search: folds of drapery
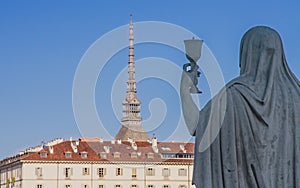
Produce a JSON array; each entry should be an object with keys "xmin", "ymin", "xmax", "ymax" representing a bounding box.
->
[{"xmin": 191, "ymin": 26, "xmax": 300, "ymax": 188}]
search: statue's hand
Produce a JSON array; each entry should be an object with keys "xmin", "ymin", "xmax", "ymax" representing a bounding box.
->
[{"xmin": 181, "ymin": 70, "xmax": 197, "ymax": 94}]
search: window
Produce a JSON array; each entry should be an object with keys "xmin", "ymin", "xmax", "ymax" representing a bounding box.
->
[
  {"xmin": 99, "ymin": 152, "xmax": 107, "ymax": 159},
  {"xmin": 65, "ymin": 152, "xmax": 72, "ymax": 158},
  {"xmin": 147, "ymin": 185, "xmax": 154, "ymax": 188},
  {"xmin": 132, "ymin": 168, "xmax": 137, "ymax": 178},
  {"xmin": 146, "ymin": 153, "xmax": 154, "ymax": 159},
  {"xmin": 146, "ymin": 168, "xmax": 155, "ymax": 176},
  {"xmin": 130, "ymin": 153, "xmax": 138, "ymax": 158},
  {"xmin": 37, "ymin": 185, "xmax": 43, "ymax": 188},
  {"xmin": 82, "ymin": 185, "xmax": 88, "ymax": 188},
  {"xmin": 35, "ymin": 167, "xmax": 43, "ymax": 177},
  {"xmin": 116, "ymin": 168, "xmax": 123, "ymax": 176},
  {"xmin": 98, "ymin": 185, "xmax": 104, "ymax": 188},
  {"xmin": 81, "ymin": 152, "xmax": 88, "ymax": 158},
  {"xmin": 113, "ymin": 152, "xmax": 120, "ymax": 158},
  {"xmin": 131, "ymin": 185, "xmax": 138, "ymax": 188},
  {"xmin": 97, "ymin": 168, "xmax": 106, "ymax": 178},
  {"xmin": 162, "ymin": 168, "xmax": 170, "ymax": 177},
  {"xmin": 161, "ymin": 153, "xmax": 194, "ymax": 159},
  {"xmin": 115, "ymin": 185, "xmax": 121, "ymax": 188},
  {"xmin": 178, "ymin": 168, "xmax": 187, "ymax": 176},
  {"xmin": 17, "ymin": 168, "xmax": 21, "ymax": 178},
  {"xmin": 40, "ymin": 152, "xmax": 47, "ymax": 158},
  {"xmin": 163, "ymin": 186, "xmax": 169, "ymax": 188},
  {"xmin": 64, "ymin": 168, "xmax": 72, "ymax": 178},
  {"xmin": 179, "ymin": 185, "xmax": 187, "ymax": 188},
  {"xmin": 161, "ymin": 153, "xmax": 175, "ymax": 159},
  {"xmin": 82, "ymin": 168, "xmax": 89, "ymax": 175},
  {"xmin": 65, "ymin": 185, "xmax": 71, "ymax": 188}
]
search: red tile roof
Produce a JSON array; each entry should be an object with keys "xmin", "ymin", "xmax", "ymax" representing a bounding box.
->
[{"xmin": 1, "ymin": 138, "xmax": 195, "ymax": 165}]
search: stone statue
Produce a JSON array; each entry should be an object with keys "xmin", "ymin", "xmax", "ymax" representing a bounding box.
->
[
  {"xmin": 180, "ymin": 26, "xmax": 300, "ymax": 187},
  {"xmin": 183, "ymin": 38, "xmax": 203, "ymax": 93},
  {"xmin": 183, "ymin": 62, "xmax": 201, "ymax": 93}
]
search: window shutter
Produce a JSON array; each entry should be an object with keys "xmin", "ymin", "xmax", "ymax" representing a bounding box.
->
[
  {"xmin": 121, "ymin": 168, "xmax": 123, "ymax": 176},
  {"xmin": 97, "ymin": 168, "xmax": 99, "ymax": 175},
  {"xmin": 104, "ymin": 168, "xmax": 107, "ymax": 175}
]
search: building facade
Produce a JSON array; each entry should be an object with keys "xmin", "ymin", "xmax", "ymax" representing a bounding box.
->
[{"xmin": 0, "ymin": 138, "xmax": 194, "ymax": 188}]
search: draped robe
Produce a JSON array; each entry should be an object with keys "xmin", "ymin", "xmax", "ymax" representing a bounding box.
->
[{"xmin": 188, "ymin": 26, "xmax": 300, "ymax": 187}]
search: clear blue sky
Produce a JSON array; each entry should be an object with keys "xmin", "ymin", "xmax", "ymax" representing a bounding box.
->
[{"xmin": 0, "ymin": 1, "xmax": 299, "ymax": 159}]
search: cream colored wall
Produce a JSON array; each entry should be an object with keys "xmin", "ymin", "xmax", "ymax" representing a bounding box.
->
[
  {"xmin": 1, "ymin": 162, "xmax": 193, "ymax": 188},
  {"xmin": 0, "ymin": 163, "xmax": 22, "ymax": 188}
]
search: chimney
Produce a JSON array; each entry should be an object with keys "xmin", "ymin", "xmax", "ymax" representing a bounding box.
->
[
  {"xmin": 71, "ymin": 142, "xmax": 78, "ymax": 153},
  {"xmin": 104, "ymin": 146, "xmax": 110, "ymax": 153},
  {"xmin": 180, "ymin": 144, "xmax": 186, "ymax": 153},
  {"xmin": 151, "ymin": 137, "xmax": 158, "ymax": 153},
  {"xmin": 49, "ymin": 146, "xmax": 54, "ymax": 154}
]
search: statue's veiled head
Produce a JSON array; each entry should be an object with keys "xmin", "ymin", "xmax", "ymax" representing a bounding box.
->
[
  {"xmin": 239, "ymin": 26, "xmax": 284, "ymax": 76},
  {"xmin": 237, "ymin": 26, "xmax": 288, "ymax": 100},
  {"xmin": 236, "ymin": 26, "xmax": 299, "ymax": 102}
]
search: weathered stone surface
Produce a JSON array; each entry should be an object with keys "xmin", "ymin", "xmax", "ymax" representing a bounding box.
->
[{"xmin": 181, "ymin": 26, "xmax": 300, "ymax": 187}]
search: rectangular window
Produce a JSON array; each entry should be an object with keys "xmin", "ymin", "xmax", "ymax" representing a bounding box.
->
[
  {"xmin": 65, "ymin": 185, "xmax": 71, "ymax": 188},
  {"xmin": 131, "ymin": 153, "xmax": 137, "ymax": 158},
  {"xmin": 115, "ymin": 185, "xmax": 121, "ymax": 188},
  {"xmin": 16, "ymin": 168, "xmax": 21, "ymax": 178},
  {"xmin": 82, "ymin": 168, "xmax": 90, "ymax": 175},
  {"xmin": 35, "ymin": 167, "xmax": 43, "ymax": 177},
  {"xmin": 98, "ymin": 185, "xmax": 104, "ymax": 188},
  {"xmin": 64, "ymin": 168, "xmax": 72, "ymax": 178},
  {"xmin": 97, "ymin": 168, "xmax": 106, "ymax": 178},
  {"xmin": 147, "ymin": 185, "xmax": 154, "ymax": 188},
  {"xmin": 162, "ymin": 168, "xmax": 170, "ymax": 177},
  {"xmin": 40, "ymin": 152, "xmax": 47, "ymax": 158},
  {"xmin": 132, "ymin": 168, "xmax": 137, "ymax": 178},
  {"xmin": 178, "ymin": 168, "xmax": 187, "ymax": 176},
  {"xmin": 65, "ymin": 152, "xmax": 72, "ymax": 158},
  {"xmin": 163, "ymin": 186, "xmax": 169, "ymax": 188},
  {"xmin": 82, "ymin": 185, "xmax": 88, "ymax": 188},
  {"xmin": 116, "ymin": 168, "xmax": 123, "ymax": 176},
  {"xmin": 81, "ymin": 153, "xmax": 88, "ymax": 158},
  {"xmin": 113, "ymin": 152, "xmax": 120, "ymax": 158},
  {"xmin": 131, "ymin": 185, "xmax": 138, "ymax": 188},
  {"xmin": 99, "ymin": 153, "xmax": 107, "ymax": 159},
  {"xmin": 146, "ymin": 168, "xmax": 155, "ymax": 176},
  {"xmin": 146, "ymin": 153, "xmax": 154, "ymax": 159},
  {"xmin": 37, "ymin": 185, "xmax": 43, "ymax": 188}
]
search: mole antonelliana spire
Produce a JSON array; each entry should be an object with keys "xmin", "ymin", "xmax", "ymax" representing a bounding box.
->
[{"xmin": 115, "ymin": 15, "xmax": 149, "ymax": 141}]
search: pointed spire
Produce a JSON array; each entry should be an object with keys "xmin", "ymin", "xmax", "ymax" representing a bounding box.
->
[
  {"xmin": 115, "ymin": 15, "xmax": 149, "ymax": 141},
  {"xmin": 127, "ymin": 15, "xmax": 136, "ymax": 93},
  {"xmin": 129, "ymin": 14, "xmax": 134, "ymax": 57},
  {"xmin": 128, "ymin": 14, "xmax": 135, "ymax": 88}
]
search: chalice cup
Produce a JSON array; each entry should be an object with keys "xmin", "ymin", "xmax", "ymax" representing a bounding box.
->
[{"xmin": 183, "ymin": 38, "xmax": 203, "ymax": 94}]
